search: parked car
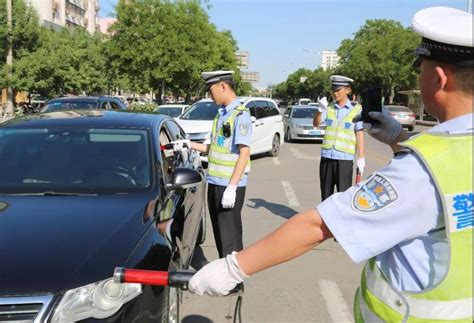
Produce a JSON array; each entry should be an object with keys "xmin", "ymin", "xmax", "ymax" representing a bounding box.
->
[
  {"xmin": 298, "ymin": 98, "xmax": 311, "ymax": 105},
  {"xmin": 0, "ymin": 110, "xmax": 206, "ymax": 322},
  {"xmin": 176, "ymin": 97, "xmax": 284, "ymax": 161},
  {"xmin": 385, "ymin": 105, "xmax": 416, "ymax": 131},
  {"xmin": 154, "ymin": 104, "xmax": 190, "ymax": 119},
  {"xmin": 41, "ymin": 96, "xmax": 128, "ymax": 113},
  {"xmin": 283, "ymin": 105, "xmax": 325, "ymax": 142}
]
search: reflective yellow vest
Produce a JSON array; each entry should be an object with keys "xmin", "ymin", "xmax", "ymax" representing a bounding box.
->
[
  {"xmin": 355, "ymin": 132, "xmax": 473, "ymax": 322},
  {"xmin": 321, "ymin": 103, "xmax": 362, "ymax": 155},
  {"xmin": 207, "ymin": 105, "xmax": 251, "ymax": 181}
]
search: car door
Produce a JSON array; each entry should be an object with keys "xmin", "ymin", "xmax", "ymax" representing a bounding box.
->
[
  {"xmin": 283, "ymin": 107, "xmax": 292, "ymax": 130},
  {"xmin": 161, "ymin": 120, "xmax": 205, "ymax": 268},
  {"xmin": 254, "ymin": 100, "xmax": 276, "ymax": 153},
  {"xmin": 246, "ymin": 100, "xmax": 266, "ymax": 154}
]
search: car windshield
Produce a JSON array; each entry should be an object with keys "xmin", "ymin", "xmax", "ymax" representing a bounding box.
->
[
  {"xmin": 179, "ymin": 101, "xmax": 219, "ymax": 120},
  {"xmin": 386, "ymin": 106, "xmax": 411, "ymax": 113},
  {"xmin": 0, "ymin": 127, "xmax": 151, "ymax": 194},
  {"xmin": 292, "ymin": 108, "xmax": 317, "ymax": 119},
  {"xmin": 155, "ymin": 107, "xmax": 183, "ymax": 117},
  {"xmin": 42, "ymin": 100, "xmax": 98, "ymax": 112}
]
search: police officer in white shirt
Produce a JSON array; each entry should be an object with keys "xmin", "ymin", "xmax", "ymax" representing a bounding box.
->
[
  {"xmin": 187, "ymin": 6, "xmax": 473, "ymax": 322},
  {"xmin": 173, "ymin": 71, "xmax": 252, "ymax": 259}
]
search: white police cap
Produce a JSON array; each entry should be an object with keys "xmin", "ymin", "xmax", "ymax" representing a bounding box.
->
[
  {"xmin": 201, "ymin": 70, "xmax": 235, "ymax": 90},
  {"xmin": 412, "ymin": 7, "xmax": 474, "ymax": 67},
  {"xmin": 329, "ymin": 75, "xmax": 354, "ymax": 90}
]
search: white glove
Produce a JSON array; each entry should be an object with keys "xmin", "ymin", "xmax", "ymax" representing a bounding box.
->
[
  {"xmin": 221, "ymin": 185, "xmax": 237, "ymax": 209},
  {"xmin": 188, "ymin": 251, "xmax": 248, "ymax": 296},
  {"xmin": 317, "ymin": 97, "xmax": 328, "ymax": 110},
  {"xmin": 363, "ymin": 110, "xmax": 402, "ymax": 145},
  {"xmin": 171, "ymin": 139, "xmax": 191, "ymax": 152},
  {"xmin": 356, "ymin": 157, "xmax": 365, "ymax": 174}
]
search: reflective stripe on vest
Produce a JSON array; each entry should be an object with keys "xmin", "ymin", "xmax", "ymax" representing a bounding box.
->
[
  {"xmin": 207, "ymin": 105, "xmax": 251, "ymax": 180},
  {"xmin": 356, "ymin": 132, "xmax": 473, "ymax": 323},
  {"xmin": 322, "ymin": 104, "xmax": 362, "ymax": 155}
]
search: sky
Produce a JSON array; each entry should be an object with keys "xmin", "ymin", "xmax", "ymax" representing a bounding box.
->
[{"xmin": 99, "ymin": 0, "xmax": 469, "ymax": 87}]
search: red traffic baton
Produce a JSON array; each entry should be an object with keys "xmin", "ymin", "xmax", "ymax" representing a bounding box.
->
[{"xmin": 114, "ymin": 268, "xmax": 195, "ymax": 290}]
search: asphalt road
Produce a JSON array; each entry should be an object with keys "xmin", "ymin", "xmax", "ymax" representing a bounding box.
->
[{"xmin": 180, "ymin": 125, "xmax": 428, "ymax": 323}]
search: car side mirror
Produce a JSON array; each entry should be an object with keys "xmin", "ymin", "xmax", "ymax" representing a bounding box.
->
[
  {"xmin": 251, "ymin": 116, "xmax": 256, "ymax": 123},
  {"xmin": 166, "ymin": 167, "xmax": 202, "ymax": 191}
]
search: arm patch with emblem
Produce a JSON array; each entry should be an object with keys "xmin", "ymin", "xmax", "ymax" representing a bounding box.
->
[{"xmin": 352, "ymin": 174, "xmax": 399, "ymax": 212}]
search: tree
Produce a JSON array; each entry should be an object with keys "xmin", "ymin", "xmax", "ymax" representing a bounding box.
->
[
  {"xmin": 108, "ymin": 0, "xmax": 240, "ymax": 102},
  {"xmin": 336, "ymin": 19, "xmax": 420, "ymax": 103}
]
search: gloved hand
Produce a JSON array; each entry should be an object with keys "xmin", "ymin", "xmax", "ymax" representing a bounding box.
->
[
  {"xmin": 318, "ymin": 97, "xmax": 328, "ymax": 111},
  {"xmin": 356, "ymin": 157, "xmax": 365, "ymax": 174},
  {"xmin": 221, "ymin": 185, "xmax": 237, "ymax": 209},
  {"xmin": 188, "ymin": 251, "xmax": 248, "ymax": 296},
  {"xmin": 171, "ymin": 139, "xmax": 191, "ymax": 152},
  {"xmin": 364, "ymin": 110, "xmax": 402, "ymax": 145}
]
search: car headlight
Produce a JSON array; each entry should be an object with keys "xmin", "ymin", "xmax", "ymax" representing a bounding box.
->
[{"xmin": 51, "ymin": 278, "xmax": 142, "ymax": 322}]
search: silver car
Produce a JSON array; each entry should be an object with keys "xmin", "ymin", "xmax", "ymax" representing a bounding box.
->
[
  {"xmin": 385, "ymin": 105, "xmax": 416, "ymax": 131},
  {"xmin": 283, "ymin": 105, "xmax": 325, "ymax": 142}
]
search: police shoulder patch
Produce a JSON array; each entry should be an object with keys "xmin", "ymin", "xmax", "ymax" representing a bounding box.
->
[
  {"xmin": 239, "ymin": 123, "xmax": 250, "ymax": 136},
  {"xmin": 352, "ymin": 174, "xmax": 399, "ymax": 213}
]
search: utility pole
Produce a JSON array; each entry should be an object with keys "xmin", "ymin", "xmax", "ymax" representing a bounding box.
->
[
  {"xmin": 468, "ymin": 0, "xmax": 472, "ymax": 13},
  {"xmin": 6, "ymin": 0, "xmax": 14, "ymax": 116}
]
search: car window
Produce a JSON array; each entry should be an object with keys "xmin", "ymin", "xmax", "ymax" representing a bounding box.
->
[
  {"xmin": 156, "ymin": 107, "xmax": 183, "ymax": 117},
  {"xmin": 41, "ymin": 100, "xmax": 98, "ymax": 112},
  {"xmin": 283, "ymin": 107, "xmax": 292, "ymax": 117},
  {"xmin": 0, "ymin": 128, "xmax": 151, "ymax": 193},
  {"xmin": 180, "ymin": 101, "xmax": 219, "ymax": 120},
  {"xmin": 292, "ymin": 108, "xmax": 317, "ymax": 119},
  {"xmin": 254, "ymin": 100, "xmax": 269, "ymax": 119},
  {"xmin": 266, "ymin": 101, "xmax": 280, "ymax": 117},
  {"xmin": 245, "ymin": 101, "xmax": 257, "ymax": 118},
  {"xmin": 165, "ymin": 120, "xmax": 186, "ymax": 141},
  {"xmin": 109, "ymin": 101, "xmax": 121, "ymax": 110},
  {"xmin": 101, "ymin": 101, "xmax": 110, "ymax": 110}
]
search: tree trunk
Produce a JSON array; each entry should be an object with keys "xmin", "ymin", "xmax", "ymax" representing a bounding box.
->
[{"xmin": 389, "ymin": 84, "xmax": 395, "ymax": 104}]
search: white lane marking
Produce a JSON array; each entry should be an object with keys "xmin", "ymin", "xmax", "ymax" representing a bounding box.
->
[
  {"xmin": 281, "ymin": 181, "xmax": 300, "ymax": 207},
  {"xmin": 319, "ymin": 279, "xmax": 354, "ymax": 323},
  {"xmin": 289, "ymin": 147, "xmax": 320, "ymax": 160},
  {"xmin": 272, "ymin": 157, "xmax": 280, "ymax": 165}
]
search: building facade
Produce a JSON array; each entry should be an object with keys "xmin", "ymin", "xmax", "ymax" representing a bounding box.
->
[
  {"xmin": 26, "ymin": 0, "xmax": 99, "ymax": 33},
  {"xmin": 321, "ymin": 50, "xmax": 340, "ymax": 70}
]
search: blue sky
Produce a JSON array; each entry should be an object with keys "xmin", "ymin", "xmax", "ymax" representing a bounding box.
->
[{"xmin": 99, "ymin": 0, "xmax": 469, "ymax": 87}]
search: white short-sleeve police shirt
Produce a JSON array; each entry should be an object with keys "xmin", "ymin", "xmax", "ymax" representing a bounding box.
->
[{"xmin": 318, "ymin": 113, "xmax": 473, "ymax": 292}]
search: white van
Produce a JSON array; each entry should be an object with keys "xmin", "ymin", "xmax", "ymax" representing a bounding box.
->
[{"xmin": 298, "ymin": 98, "xmax": 311, "ymax": 105}]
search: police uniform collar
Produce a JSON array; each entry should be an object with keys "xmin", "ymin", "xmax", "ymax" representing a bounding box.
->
[
  {"xmin": 412, "ymin": 7, "xmax": 474, "ymax": 67},
  {"xmin": 219, "ymin": 98, "xmax": 241, "ymax": 115},
  {"xmin": 334, "ymin": 99, "xmax": 353, "ymax": 110}
]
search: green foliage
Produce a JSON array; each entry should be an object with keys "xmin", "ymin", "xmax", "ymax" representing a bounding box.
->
[
  {"xmin": 128, "ymin": 103, "xmax": 157, "ymax": 112},
  {"xmin": 107, "ymin": 0, "xmax": 240, "ymax": 101},
  {"xmin": 336, "ymin": 19, "xmax": 420, "ymax": 102}
]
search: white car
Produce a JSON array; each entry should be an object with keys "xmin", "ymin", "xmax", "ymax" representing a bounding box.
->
[
  {"xmin": 153, "ymin": 104, "xmax": 190, "ymax": 119},
  {"xmin": 176, "ymin": 97, "xmax": 284, "ymax": 162}
]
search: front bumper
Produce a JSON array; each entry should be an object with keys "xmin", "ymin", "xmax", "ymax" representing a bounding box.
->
[{"xmin": 291, "ymin": 127, "xmax": 325, "ymax": 140}]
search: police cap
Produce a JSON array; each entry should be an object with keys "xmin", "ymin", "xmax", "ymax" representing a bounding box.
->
[
  {"xmin": 201, "ymin": 70, "xmax": 235, "ymax": 91},
  {"xmin": 329, "ymin": 75, "xmax": 354, "ymax": 91},
  {"xmin": 412, "ymin": 7, "xmax": 474, "ymax": 67}
]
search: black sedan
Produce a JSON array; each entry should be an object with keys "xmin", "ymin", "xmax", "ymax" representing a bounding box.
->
[
  {"xmin": 41, "ymin": 96, "xmax": 128, "ymax": 113},
  {"xmin": 0, "ymin": 111, "xmax": 206, "ymax": 322}
]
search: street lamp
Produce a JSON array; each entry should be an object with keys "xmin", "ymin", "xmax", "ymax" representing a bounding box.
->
[{"xmin": 302, "ymin": 49, "xmax": 321, "ymax": 68}]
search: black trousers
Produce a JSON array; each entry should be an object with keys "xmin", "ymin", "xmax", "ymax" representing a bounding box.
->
[
  {"xmin": 207, "ymin": 184, "xmax": 246, "ymax": 258},
  {"xmin": 319, "ymin": 157, "xmax": 353, "ymax": 201}
]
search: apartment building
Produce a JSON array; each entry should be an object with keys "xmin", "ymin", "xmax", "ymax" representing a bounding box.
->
[
  {"xmin": 321, "ymin": 50, "xmax": 340, "ymax": 70},
  {"xmin": 26, "ymin": 0, "xmax": 99, "ymax": 33}
]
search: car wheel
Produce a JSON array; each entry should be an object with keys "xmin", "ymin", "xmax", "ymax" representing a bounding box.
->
[
  {"xmin": 163, "ymin": 285, "xmax": 180, "ymax": 323},
  {"xmin": 269, "ymin": 134, "xmax": 280, "ymax": 157},
  {"xmin": 285, "ymin": 128, "xmax": 292, "ymax": 143}
]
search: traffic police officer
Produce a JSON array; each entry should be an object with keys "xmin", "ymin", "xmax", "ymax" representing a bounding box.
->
[
  {"xmin": 314, "ymin": 75, "xmax": 365, "ymax": 201},
  {"xmin": 187, "ymin": 7, "xmax": 473, "ymax": 322},
  {"xmin": 174, "ymin": 70, "xmax": 252, "ymax": 258}
]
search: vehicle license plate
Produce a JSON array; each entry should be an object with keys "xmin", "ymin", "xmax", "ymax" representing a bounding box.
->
[{"xmin": 309, "ymin": 130, "xmax": 320, "ymax": 135}]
